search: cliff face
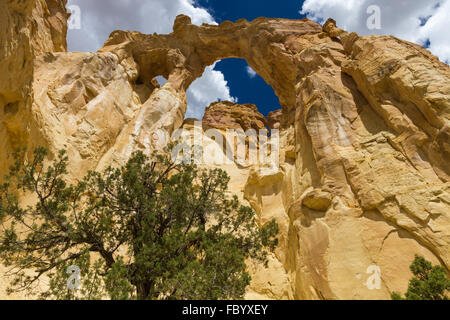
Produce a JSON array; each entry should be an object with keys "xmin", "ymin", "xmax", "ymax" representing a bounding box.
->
[
  {"xmin": 0, "ymin": 0, "xmax": 68, "ymax": 176},
  {"xmin": 202, "ymin": 101, "xmax": 267, "ymax": 132},
  {"xmin": 0, "ymin": 0, "xmax": 69, "ymax": 298},
  {"xmin": 1, "ymin": 1, "xmax": 449, "ymax": 300}
]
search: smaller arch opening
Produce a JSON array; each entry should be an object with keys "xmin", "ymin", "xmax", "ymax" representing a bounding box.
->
[
  {"xmin": 133, "ymin": 75, "xmax": 168, "ymax": 104},
  {"xmin": 156, "ymin": 76, "xmax": 168, "ymax": 87}
]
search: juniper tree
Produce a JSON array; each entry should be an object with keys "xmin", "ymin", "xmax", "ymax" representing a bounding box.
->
[
  {"xmin": 391, "ymin": 254, "xmax": 450, "ymax": 300},
  {"xmin": 0, "ymin": 146, "xmax": 278, "ymax": 300}
]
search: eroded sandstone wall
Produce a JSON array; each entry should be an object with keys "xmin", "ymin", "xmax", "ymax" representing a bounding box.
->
[
  {"xmin": 0, "ymin": 1, "xmax": 449, "ymax": 300},
  {"xmin": 0, "ymin": 0, "xmax": 69, "ymax": 298},
  {"xmin": 0, "ymin": 0, "xmax": 68, "ymax": 176}
]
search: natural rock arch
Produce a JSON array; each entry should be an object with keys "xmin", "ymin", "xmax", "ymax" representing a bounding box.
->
[
  {"xmin": 93, "ymin": 15, "xmax": 324, "ymax": 170},
  {"xmin": 100, "ymin": 15, "xmax": 322, "ymax": 120}
]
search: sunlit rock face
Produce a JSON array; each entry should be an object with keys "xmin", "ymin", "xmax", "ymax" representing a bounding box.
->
[
  {"xmin": 202, "ymin": 101, "xmax": 267, "ymax": 132},
  {"xmin": 267, "ymin": 109, "xmax": 282, "ymax": 131},
  {"xmin": 1, "ymin": 1, "xmax": 449, "ymax": 300},
  {"xmin": 0, "ymin": 0, "xmax": 69, "ymax": 178}
]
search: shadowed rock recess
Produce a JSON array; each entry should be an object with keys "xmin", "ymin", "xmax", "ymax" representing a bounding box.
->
[{"xmin": 1, "ymin": 0, "xmax": 449, "ymax": 300}]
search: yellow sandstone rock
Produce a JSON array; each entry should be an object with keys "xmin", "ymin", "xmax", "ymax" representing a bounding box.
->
[{"xmin": 202, "ymin": 101, "xmax": 267, "ymax": 132}]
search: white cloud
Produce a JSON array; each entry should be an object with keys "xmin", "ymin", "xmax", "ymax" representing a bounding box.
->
[
  {"xmin": 246, "ymin": 66, "xmax": 257, "ymax": 78},
  {"xmin": 186, "ymin": 63, "xmax": 237, "ymax": 119},
  {"xmin": 67, "ymin": 0, "xmax": 216, "ymax": 51},
  {"xmin": 67, "ymin": 0, "xmax": 228, "ymax": 118},
  {"xmin": 420, "ymin": 1, "xmax": 450, "ymax": 64},
  {"xmin": 300, "ymin": 0, "xmax": 450, "ymax": 63}
]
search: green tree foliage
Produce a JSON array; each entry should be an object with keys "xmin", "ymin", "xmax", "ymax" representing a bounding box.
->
[
  {"xmin": 0, "ymin": 146, "xmax": 278, "ymax": 300},
  {"xmin": 391, "ymin": 254, "xmax": 450, "ymax": 300}
]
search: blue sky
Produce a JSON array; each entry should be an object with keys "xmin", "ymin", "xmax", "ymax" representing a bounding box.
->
[
  {"xmin": 215, "ymin": 59, "xmax": 281, "ymax": 117},
  {"xmin": 67, "ymin": 0, "xmax": 449, "ymax": 119},
  {"xmin": 197, "ymin": 0, "xmax": 305, "ymax": 22},
  {"xmin": 197, "ymin": 0, "xmax": 307, "ymax": 116}
]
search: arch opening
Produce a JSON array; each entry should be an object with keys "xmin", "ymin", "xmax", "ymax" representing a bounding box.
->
[{"xmin": 185, "ymin": 58, "xmax": 282, "ymax": 121}]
